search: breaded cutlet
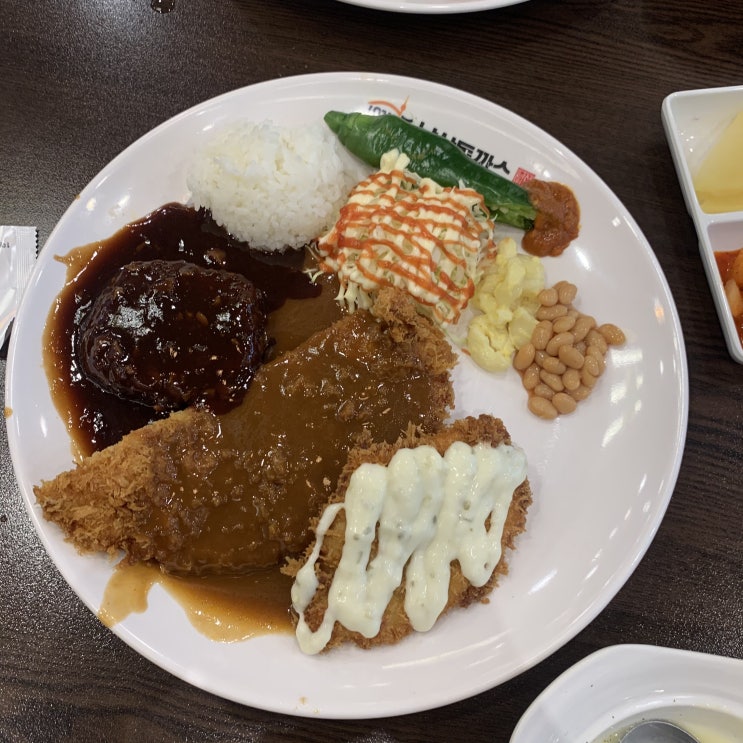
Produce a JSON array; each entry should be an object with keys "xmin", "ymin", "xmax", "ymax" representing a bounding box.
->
[
  {"xmin": 283, "ymin": 414, "xmax": 532, "ymax": 651},
  {"xmin": 34, "ymin": 288, "xmax": 457, "ymax": 574}
]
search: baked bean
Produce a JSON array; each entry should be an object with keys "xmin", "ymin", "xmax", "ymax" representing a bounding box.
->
[
  {"xmin": 586, "ymin": 329, "xmax": 608, "ymax": 354},
  {"xmin": 586, "ymin": 348, "xmax": 605, "ymax": 375},
  {"xmin": 583, "ymin": 354, "xmax": 600, "ymax": 378},
  {"xmin": 534, "ymin": 383, "xmax": 556, "ymax": 399},
  {"xmin": 537, "ymin": 287, "xmax": 559, "ymax": 307},
  {"xmin": 528, "ymin": 395, "xmax": 558, "ymax": 419},
  {"xmin": 513, "ymin": 342, "xmax": 536, "ymax": 371},
  {"xmin": 546, "ymin": 331, "xmax": 575, "ymax": 357},
  {"xmin": 599, "ymin": 323, "xmax": 626, "ymax": 345},
  {"xmin": 581, "ymin": 367, "xmax": 598, "ymax": 388},
  {"xmin": 552, "ymin": 392, "xmax": 578, "ymax": 415},
  {"xmin": 541, "ymin": 355, "xmax": 566, "ymax": 375},
  {"xmin": 572, "ymin": 314, "xmax": 595, "ymax": 342},
  {"xmin": 569, "ymin": 384, "xmax": 592, "ymax": 401},
  {"xmin": 558, "ymin": 343, "xmax": 584, "ymax": 369},
  {"xmin": 522, "ymin": 363, "xmax": 540, "ymax": 390},
  {"xmin": 532, "ymin": 321, "xmax": 553, "ymax": 351},
  {"xmin": 515, "ymin": 280, "xmax": 625, "ymax": 420},
  {"xmin": 562, "ymin": 368, "xmax": 581, "ymax": 391},
  {"xmin": 540, "ymin": 369, "xmax": 564, "ymax": 392},
  {"xmin": 555, "ymin": 280, "xmax": 578, "ymax": 305},
  {"xmin": 553, "ymin": 314, "xmax": 577, "ymax": 333},
  {"xmin": 536, "ymin": 304, "xmax": 568, "ymax": 321}
]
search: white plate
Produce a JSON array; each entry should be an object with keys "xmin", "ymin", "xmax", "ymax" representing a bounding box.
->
[
  {"xmin": 335, "ymin": 0, "xmax": 528, "ymax": 13},
  {"xmin": 510, "ymin": 644, "xmax": 743, "ymax": 742},
  {"xmin": 662, "ymin": 85, "xmax": 743, "ymax": 365},
  {"xmin": 5, "ymin": 71, "xmax": 688, "ymax": 718}
]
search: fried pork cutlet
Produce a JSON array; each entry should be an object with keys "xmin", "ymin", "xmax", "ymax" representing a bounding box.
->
[
  {"xmin": 34, "ymin": 288, "xmax": 456, "ymax": 574},
  {"xmin": 284, "ymin": 415, "xmax": 532, "ymax": 653}
]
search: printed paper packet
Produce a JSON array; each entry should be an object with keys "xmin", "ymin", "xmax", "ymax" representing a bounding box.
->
[{"xmin": 1, "ymin": 226, "xmax": 38, "ymax": 349}]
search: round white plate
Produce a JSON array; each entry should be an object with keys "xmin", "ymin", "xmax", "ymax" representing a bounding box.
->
[
  {"xmin": 334, "ymin": 0, "xmax": 528, "ymax": 14},
  {"xmin": 510, "ymin": 644, "xmax": 743, "ymax": 742},
  {"xmin": 5, "ymin": 71, "xmax": 688, "ymax": 719}
]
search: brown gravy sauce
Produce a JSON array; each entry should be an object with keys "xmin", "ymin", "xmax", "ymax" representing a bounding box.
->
[
  {"xmin": 99, "ymin": 561, "xmax": 293, "ymax": 641},
  {"xmin": 44, "ymin": 202, "xmax": 341, "ymax": 457},
  {"xmin": 133, "ymin": 306, "xmax": 450, "ymax": 574},
  {"xmin": 45, "ymin": 203, "xmax": 342, "ymax": 638}
]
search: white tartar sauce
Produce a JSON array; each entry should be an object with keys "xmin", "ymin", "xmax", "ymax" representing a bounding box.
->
[{"xmin": 291, "ymin": 440, "xmax": 528, "ymax": 654}]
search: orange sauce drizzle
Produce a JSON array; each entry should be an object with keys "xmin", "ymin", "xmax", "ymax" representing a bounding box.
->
[{"xmin": 316, "ymin": 168, "xmax": 492, "ymax": 326}]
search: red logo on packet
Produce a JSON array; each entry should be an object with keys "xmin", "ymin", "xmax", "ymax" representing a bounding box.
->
[{"xmin": 512, "ymin": 167, "xmax": 536, "ymax": 186}]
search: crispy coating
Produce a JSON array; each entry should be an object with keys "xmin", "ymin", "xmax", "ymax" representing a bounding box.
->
[
  {"xmin": 283, "ymin": 415, "xmax": 532, "ymax": 650},
  {"xmin": 34, "ymin": 288, "xmax": 456, "ymax": 573}
]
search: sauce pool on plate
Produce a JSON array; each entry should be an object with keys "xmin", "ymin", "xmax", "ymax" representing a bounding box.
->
[{"xmin": 99, "ymin": 561, "xmax": 294, "ymax": 641}]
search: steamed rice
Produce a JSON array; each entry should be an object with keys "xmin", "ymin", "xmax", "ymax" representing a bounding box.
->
[{"xmin": 187, "ymin": 119, "xmax": 369, "ymax": 252}]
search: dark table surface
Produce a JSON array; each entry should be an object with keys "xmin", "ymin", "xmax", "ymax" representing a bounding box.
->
[{"xmin": 2, "ymin": 1, "xmax": 742, "ymax": 741}]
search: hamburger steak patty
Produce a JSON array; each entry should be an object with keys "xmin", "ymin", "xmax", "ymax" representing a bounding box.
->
[{"xmin": 77, "ymin": 259, "xmax": 268, "ymax": 411}]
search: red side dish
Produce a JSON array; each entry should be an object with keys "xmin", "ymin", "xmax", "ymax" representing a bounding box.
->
[{"xmin": 715, "ymin": 247, "xmax": 743, "ymax": 347}]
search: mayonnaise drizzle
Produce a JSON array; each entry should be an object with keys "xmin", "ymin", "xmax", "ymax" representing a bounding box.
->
[
  {"xmin": 313, "ymin": 150, "xmax": 495, "ymax": 327},
  {"xmin": 291, "ymin": 441, "xmax": 528, "ymax": 654}
]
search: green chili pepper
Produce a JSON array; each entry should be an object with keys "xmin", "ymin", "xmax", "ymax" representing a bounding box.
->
[{"xmin": 324, "ymin": 111, "xmax": 536, "ymax": 231}]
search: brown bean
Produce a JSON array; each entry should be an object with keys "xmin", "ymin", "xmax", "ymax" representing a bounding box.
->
[
  {"xmin": 569, "ymin": 384, "xmax": 592, "ymax": 401},
  {"xmin": 542, "ymin": 355, "xmax": 567, "ymax": 375},
  {"xmin": 558, "ymin": 344, "xmax": 584, "ymax": 369},
  {"xmin": 599, "ymin": 323, "xmax": 626, "ymax": 346},
  {"xmin": 542, "ymin": 356, "xmax": 568, "ymax": 376},
  {"xmin": 573, "ymin": 314, "xmax": 595, "ymax": 342},
  {"xmin": 517, "ymin": 278, "xmax": 624, "ymax": 420},
  {"xmin": 555, "ymin": 281, "xmax": 578, "ymax": 306},
  {"xmin": 589, "ymin": 350, "xmax": 605, "ymax": 376},
  {"xmin": 586, "ymin": 329, "xmax": 609, "ymax": 354},
  {"xmin": 581, "ymin": 367, "xmax": 598, "ymax": 388},
  {"xmin": 537, "ymin": 287, "xmax": 559, "ymax": 307},
  {"xmin": 562, "ymin": 368, "xmax": 581, "ymax": 391},
  {"xmin": 546, "ymin": 331, "xmax": 575, "ymax": 357},
  {"xmin": 553, "ymin": 314, "xmax": 577, "ymax": 333},
  {"xmin": 583, "ymin": 355, "xmax": 601, "ymax": 378},
  {"xmin": 532, "ymin": 321, "xmax": 553, "ymax": 351},
  {"xmin": 522, "ymin": 363, "xmax": 540, "ymax": 390},
  {"xmin": 528, "ymin": 395, "xmax": 558, "ymax": 419},
  {"xmin": 533, "ymin": 383, "xmax": 556, "ymax": 399},
  {"xmin": 536, "ymin": 304, "xmax": 569, "ymax": 321},
  {"xmin": 552, "ymin": 391, "xmax": 578, "ymax": 415},
  {"xmin": 540, "ymin": 369, "xmax": 565, "ymax": 392},
  {"xmin": 513, "ymin": 342, "xmax": 536, "ymax": 371}
]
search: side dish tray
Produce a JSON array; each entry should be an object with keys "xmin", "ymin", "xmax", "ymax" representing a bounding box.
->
[{"xmin": 662, "ymin": 85, "xmax": 743, "ymax": 364}]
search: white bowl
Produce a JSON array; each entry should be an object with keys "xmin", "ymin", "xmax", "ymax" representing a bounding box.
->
[
  {"xmin": 662, "ymin": 85, "xmax": 743, "ymax": 364},
  {"xmin": 510, "ymin": 644, "xmax": 743, "ymax": 742}
]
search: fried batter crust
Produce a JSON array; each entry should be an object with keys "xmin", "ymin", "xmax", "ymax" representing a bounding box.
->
[
  {"xmin": 34, "ymin": 288, "xmax": 456, "ymax": 573},
  {"xmin": 283, "ymin": 414, "xmax": 532, "ymax": 650}
]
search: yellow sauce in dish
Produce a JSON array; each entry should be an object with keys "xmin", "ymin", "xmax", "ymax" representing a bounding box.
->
[{"xmin": 693, "ymin": 111, "xmax": 743, "ymax": 213}]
